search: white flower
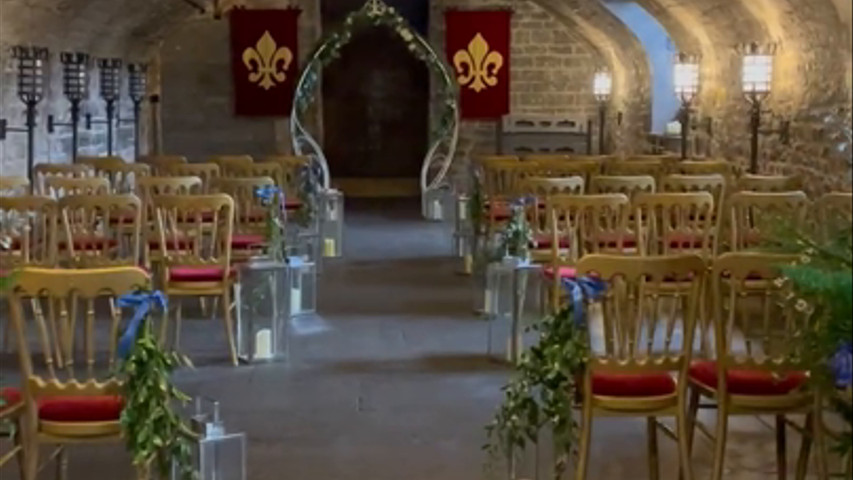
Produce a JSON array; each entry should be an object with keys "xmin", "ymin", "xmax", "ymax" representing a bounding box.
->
[
  {"xmin": 799, "ymin": 254, "xmax": 812, "ymax": 264},
  {"xmin": 795, "ymin": 299, "xmax": 809, "ymax": 312},
  {"xmin": 773, "ymin": 277, "xmax": 786, "ymax": 288},
  {"xmin": 399, "ymin": 28, "xmax": 414, "ymax": 42}
]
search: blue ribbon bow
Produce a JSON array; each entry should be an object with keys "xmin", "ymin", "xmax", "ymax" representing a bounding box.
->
[
  {"xmin": 561, "ymin": 276, "xmax": 607, "ymax": 326},
  {"xmin": 254, "ymin": 185, "xmax": 282, "ymax": 204},
  {"xmin": 116, "ymin": 291, "xmax": 168, "ymax": 359},
  {"xmin": 830, "ymin": 342, "xmax": 852, "ymax": 389}
]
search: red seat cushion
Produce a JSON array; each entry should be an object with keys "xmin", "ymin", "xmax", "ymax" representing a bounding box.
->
[
  {"xmin": 543, "ymin": 266, "xmax": 577, "ymax": 280},
  {"xmin": 108, "ymin": 210, "xmax": 139, "ymax": 224},
  {"xmin": 149, "ymin": 237, "xmax": 195, "ymax": 250},
  {"xmin": 592, "ymin": 372, "xmax": 677, "ymax": 397},
  {"xmin": 58, "ymin": 236, "xmax": 117, "ymax": 251},
  {"xmin": 285, "ymin": 199, "xmax": 302, "ymax": 211},
  {"xmin": 593, "ymin": 232, "xmax": 637, "ymax": 248},
  {"xmin": 665, "ymin": 232, "xmax": 709, "ymax": 249},
  {"xmin": 1, "ymin": 387, "xmax": 22, "ymax": 412},
  {"xmin": 232, "ymin": 234, "xmax": 267, "ymax": 249},
  {"xmin": 689, "ymin": 360, "xmax": 808, "ymax": 396},
  {"xmin": 486, "ymin": 202, "xmax": 512, "ymax": 221},
  {"xmin": 38, "ymin": 395, "xmax": 124, "ymax": 423},
  {"xmin": 168, "ymin": 266, "xmax": 235, "ymax": 282},
  {"xmin": 531, "ymin": 234, "xmax": 571, "ymax": 249}
]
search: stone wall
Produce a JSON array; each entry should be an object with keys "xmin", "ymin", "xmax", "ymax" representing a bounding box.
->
[
  {"xmin": 158, "ymin": 0, "xmax": 320, "ymax": 161},
  {"xmin": 429, "ymin": 0, "xmax": 605, "ymax": 157}
]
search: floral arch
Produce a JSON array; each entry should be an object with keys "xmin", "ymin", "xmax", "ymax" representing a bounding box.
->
[{"xmin": 289, "ymin": 0, "xmax": 460, "ymax": 215}]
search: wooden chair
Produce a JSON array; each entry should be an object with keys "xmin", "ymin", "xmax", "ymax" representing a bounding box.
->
[
  {"xmin": 139, "ymin": 155, "xmax": 188, "ymax": 175},
  {"xmin": 544, "ymin": 194, "xmax": 631, "ymax": 308},
  {"xmin": 213, "ymin": 177, "xmax": 275, "ymax": 261},
  {"xmin": 95, "ymin": 163, "xmax": 150, "ymax": 194},
  {"xmin": 728, "ymin": 191, "xmax": 809, "ymax": 252},
  {"xmin": 676, "ymin": 160, "xmax": 737, "ymax": 181},
  {"xmin": 77, "ymin": 156, "xmax": 125, "ymax": 171},
  {"xmin": 590, "ymin": 175, "xmax": 656, "ymax": 200},
  {"xmin": 688, "ymin": 252, "xmax": 819, "ymax": 480},
  {"xmin": 737, "ymin": 174, "xmax": 800, "ymax": 193},
  {"xmin": 523, "ymin": 154, "xmax": 572, "ymax": 163},
  {"xmin": 7, "ymin": 266, "xmax": 152, "ymax": 480},
  {"xmin": 162, "ymin": 163, "xmax": 221, "ymax": 194},
  {"xmin": 481, "ymin": 160, "xmax": 536, "ymax": 238},
  {"xmin": 0, "ymin": 176, "xmax": 30, "ymax": 196},
  {"xmin": 633, "ymin": 192, "xmax": 716, "ymax": 260},
  {"xmin": 0, "ymin": 196, "xmax": 58, "ymax": 269},
  {"xmin": 0, "ymin": 385, "xmax": 24, "ymax": 476},
  {"xmin": 573, "ymin": 253, "xmax": 706, "ymax": 480},
  {"xmin": 57, "ymin": 194, "xmax": 142, "ymax": 268},
  {"xmin": 151, "ymin": 194, "xmax": 238, "ymax": 364},
  {"xmin": 532, "ymin": 158, "xmax": 602, "ymax": 185},
  {"xmin": 44, "ymin": 177, "xmax": 110, "ymax": 198},
  {"xmin": 605, "ymin": 160, "xmax": 666, "ymax": 183},
  {"xmin": 660, "ymin": 174, "xmax": 727, "ymax": 255},
  {"xmin": 231, "ymin": 162, "xmax": 284, "ymax": 188},
  {"xmin": 520, "ymin": 177, "xmax": 585, "ymax": 262},
  {"xmin": 137, "ymin": 177, "xmax": 204, "ymax": 269},
  {"xmin": 211, "ymin": 155, "xmax": 253, "ymax": 176},
  {"xmin": 33, "ymin": 164, "xmax": 90, "ymax": 196}
]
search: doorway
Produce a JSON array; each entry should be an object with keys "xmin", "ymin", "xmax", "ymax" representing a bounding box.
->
[{"xmin": 321, "ymin": 0, "xmax": 430, "ymax": 197}]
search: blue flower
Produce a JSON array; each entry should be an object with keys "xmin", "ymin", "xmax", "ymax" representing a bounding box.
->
[
  {"xmin": 562, "ymin": 276, "xmax": 607, "ymax": 326},
  {"xmin": 254, "ymin": 186, "xmax": 281, "ymax": 204},
  {"xmin": 830, "ymin": 342, "xmax": 852, "ymax": 388},
  {"xmin": 116, "ymin": 291, "xmax": 168, "ymax": 359}
]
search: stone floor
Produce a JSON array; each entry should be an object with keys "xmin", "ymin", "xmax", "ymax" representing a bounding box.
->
[{"xmin": 1, "ymin": 198, "xmax": 824, "ymax": 479}]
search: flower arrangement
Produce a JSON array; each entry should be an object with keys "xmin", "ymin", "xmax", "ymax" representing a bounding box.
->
[
  {"xmin": 499, "ymin": 199, "xmax": 533, "ymax": 261},
  {"xmin": 117, "ymin": 291, "xmax": 196, "ymax": 480},
  {"xmin": 485, "ymin": 277, "xmax": 607, "ymax": 479}
]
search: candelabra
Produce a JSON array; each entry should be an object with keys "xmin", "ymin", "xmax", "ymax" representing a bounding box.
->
[
  {"xmin": 674, "ymin": 53, "xmax": 700, "ymax": 160},
  {"xmin": 740, "ymin": 42, "xmax": 777, "ymax": 174},
  {"xmin": 47, "ymin": 52, "xmax": 90, "ymax": 162},
  {"xmin": 124, "ymin": 63, "xmax": 148, "ymax": 160},
  {"xmin": 91, "ymin": 58, "xmax": 122, "ymax": 155},
  {"xmin": 593, "ymin": 70, "xmax": 612, "ymax": 155},
  {"xmin": 0, "ymin": 46, "xmax": 49, "ymax": 183}
]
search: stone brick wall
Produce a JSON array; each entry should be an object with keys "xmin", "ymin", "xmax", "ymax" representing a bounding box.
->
[{"xmin": 429, "ymin": 0, "xmax": 605, "ymax": 157}]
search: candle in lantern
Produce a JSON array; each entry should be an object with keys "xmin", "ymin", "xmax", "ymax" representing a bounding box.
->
[
  {"xmin": 463, "ymin": 254, "xmax": 473, "ymax": 274},
  {"xmin": 255, "ymin": 329, "xmax": 272, "ymax": 359},
  {"xmin": 324, "ymin": 238, "xmax": 336, "ymax": 257},
  {"xmin": 291, "ymin": 285, "xmax": 302, "ymax": 316}
]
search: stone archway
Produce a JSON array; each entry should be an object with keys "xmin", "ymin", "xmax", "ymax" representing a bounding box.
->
[{"xmin": 289, "ymin": 0, "xmax": 460, "ymax": 217}]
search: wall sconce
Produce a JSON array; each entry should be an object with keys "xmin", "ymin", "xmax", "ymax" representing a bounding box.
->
[
  {"xmin": 47, "ymin": 52, "xmax": 91, "ymax": 162},
  {"xmin": 673, "ymin": 53, "xmax": 700, "ymax": 160},
  {"xmin": 125, "ymin": 63, "xmax": 148, "ymax": 160},
  {"xmin": 0, "ymin": 45, "xmax": 49, "ymax": 183},
  {"xmin": 95, "ymin": 58, "xmax": 122, "ymax": 155},
  {"xmin": 740, "ymin": 42, "xmax": 777, "ymax": 173},
  {"xmin": 593, "ymin": 70, "xmax": 612, "ymax": 155}
]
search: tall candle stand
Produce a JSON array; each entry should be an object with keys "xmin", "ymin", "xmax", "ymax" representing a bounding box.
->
[
  {"xmin": 0, "ymin": 46, "xmax": 48, "ymax": 184},
  {"xmin": 88, "ymin": 58, "xmax": 122, "ymax": 155},
  {"xmin": 48, "ymin": 52, "xmax": 90, "ymax": 162}
]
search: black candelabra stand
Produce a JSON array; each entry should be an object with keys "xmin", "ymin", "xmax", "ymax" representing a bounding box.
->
[
  {"xmin": 597, "ymin": 101, "xmax": 608, "ymax": 155},
  {"xmin": 48, "ymin": 52, "xmax": 91, "ymax": 162},
  {"xmin": 120, "ymin": 63, "xmax": 148, "ymax": 160},
  {"xmin": 87, "ymin": 58, "xmax": 123, "ymax": 156},
  {"xmin": 0, "ymin": 46, "xmax": 49, "ymax": 183}
]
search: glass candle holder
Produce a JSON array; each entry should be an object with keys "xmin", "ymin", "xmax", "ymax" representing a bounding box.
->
[
  {"xmin": 236, "ymin": 258, "xmax": 290, "ymax": 363},
  {"xmin": 320, "ymin": 189, "xmax": 343, "ymax": 258}
]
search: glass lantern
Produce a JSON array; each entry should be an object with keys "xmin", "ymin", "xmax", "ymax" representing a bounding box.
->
[
  {"xmin": 422, "ymin": 184, "xmax": 453, "ymax": 221},
  {"xmin": 174, "ymin": 397, "xmax": 246, "ymax": 480},
  {"xmin": 236, "ymin": 258, "xmax": 290, "ymax": 363},
  {"xmin": 287, "ymin": 255, "xmax": 316, "ymax": 317},
  {"xmin": 484, "ymin": 258, "xmax": 544, "ymax": 364},
  {"xmin": 453, "ymin": 194, "xmax": 474, "ymax": 275},
  {"xmin": 320, "ymin": 189, "xmax": 343, "ymax": 258}
]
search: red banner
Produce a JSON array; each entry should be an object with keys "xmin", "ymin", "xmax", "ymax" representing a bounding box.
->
[
  {"xmin": 230, "ymin": 7, "xmax": 300, "ymax": 116},
  {"xmin": 445, "ymin": 10, "xmax": 511, "ymax": 120}
]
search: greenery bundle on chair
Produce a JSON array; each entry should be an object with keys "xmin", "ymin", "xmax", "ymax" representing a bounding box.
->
[
  {"xmin": 485, "ymin": 277, "xmax": 605, "ymax": 479},
  {"xmin": 117, "ymin": 291, "xmax": 196, "ymax": 480},
  {"xmin": 768, "ymin": 217, "xmax": 852, "ymax": 467}
]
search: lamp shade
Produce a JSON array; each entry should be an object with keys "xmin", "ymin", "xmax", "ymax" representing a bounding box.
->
[
  {"xmin": 593, "ymin": 71, "xmax": 612, "ymax": 101},
  {"xmin": 742, "ymin": 46, "xmax": 774, "ymax": 97},
  {"xmin": 673, "ymin": 54, "xmax": 700, "ymax": 103}
]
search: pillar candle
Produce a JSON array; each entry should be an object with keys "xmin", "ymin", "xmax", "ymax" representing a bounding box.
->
[
  {"xmin": 324, "ymin": 238, "xmax": 336, "ymax": 257},
  {"xmin": 255, "ymin": 329, "xmax": 272, "ymax": 359}
]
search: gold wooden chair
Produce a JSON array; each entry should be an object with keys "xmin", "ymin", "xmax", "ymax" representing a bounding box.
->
[
  {"xmin": 139, "ymin": 155, "xmax": 188, "ymax": 175},
  {"xmin": 481, "ymin": 160, "xmax": 536, "ymax": 238},
  {"xmin": 44, "ymin": 177, "xmax": 111, "ymax": 198},
  {"xmin": 521, "ymin": 177, "xmax": 585, "ymax": 262},
  {"xmin": 211, "ymin": 155, "xmax": 254, "ymax": 176},
  {"xmin": 544, "ymin": 194, "xmax": 632, "ymax": 308},
  {"xmin": 152, "ymin": 194, "xmax": 238, "ymax": 364},
  {"xmin": 523, "ymin": 154, "xmax": 572, "ymax": 163},
  {"xmin": 213, "ymin": 177, "xmax": 275, "ymax": 261},
  {"xmin": 676, "ymin": 160, "xmax": 737, "ymax": 180},
  {"xmin": 573, "ymin": 254, "xmax": 706, "ymax": 480},
  {"xmin": 728, "ymin": 191, "xmax": 809, "ymax": 252},
  {"xmin": 634, "ymin": 192, "xmax": 717, "ymax": 260},
  {"xmin": 137, "ymin": 176, "xmax": 204, "ymax": 269},
  {"xmin": 57, "ymin": 194, "xmax": 142, "ymax": 268},
  {"xmin": 162, "ymin": 163, "xmax": 221, "ymax": 194},
  {"xmin": 532, "ymin": 158, "xmax": 602, "ymax": 185},
  {"xmin": 7, "ymin": 266, "xmax": 151, "ymax": 480},
  {"xmin": 33, "ymin": 164, "xmax": 91, "ymax": 196},
  {"xmin": 590, "ymin": 175, "xmax": 656, "ymax": 199},
  {"xmin": 0, "ymin": 176, "xmax": 30, "ymax": 196},
  {"xmin": 95, "ymin": 163, "xmax": 150, "ymax": 194},
  {"xmin": 77, "ymin": 156, "xmax": 125, "ymax": 171},
  {"xmin": 688, "ymin": 252, "xmax": 819, "ymax": 480},
  {"xmin": 737, "ymin": 174, "xmax": 800, "ymax": 193},
  {"xmin": 231, "ymin": 162, "xmax": 284, "ymax": 187},
  {"xmin": 0, "ymin": 384, "xmax": 25, "ymax": 475},
  {"xmin": 660, "ymin": 174, "xmax": 727, "ymax": 256},
  {"xmin": 0, "ymin": 196, "xmax": 58, "ymax": 270},
  {"xmin": 605, "ymin": 159, "xmax": 666, "ymax": 183}
]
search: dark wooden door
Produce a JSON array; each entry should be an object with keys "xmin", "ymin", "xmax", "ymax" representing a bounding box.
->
[{"xmin": 321, "ymin": 1, "xmax": 429, "ymax": 179}]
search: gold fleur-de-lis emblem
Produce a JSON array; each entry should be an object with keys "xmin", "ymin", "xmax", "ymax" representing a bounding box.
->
[
  {"xmin": 242, "ymin": 31, "xmax": 293, "ymax": 90},
  {"xmin": 453, "ymin": 33, "xmax": 504, "ymax": 93}
]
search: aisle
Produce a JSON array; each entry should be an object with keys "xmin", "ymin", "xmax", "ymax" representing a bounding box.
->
[{"xmin": 21, "ymin": 198, "xmax": 817, "ymax": 480}]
